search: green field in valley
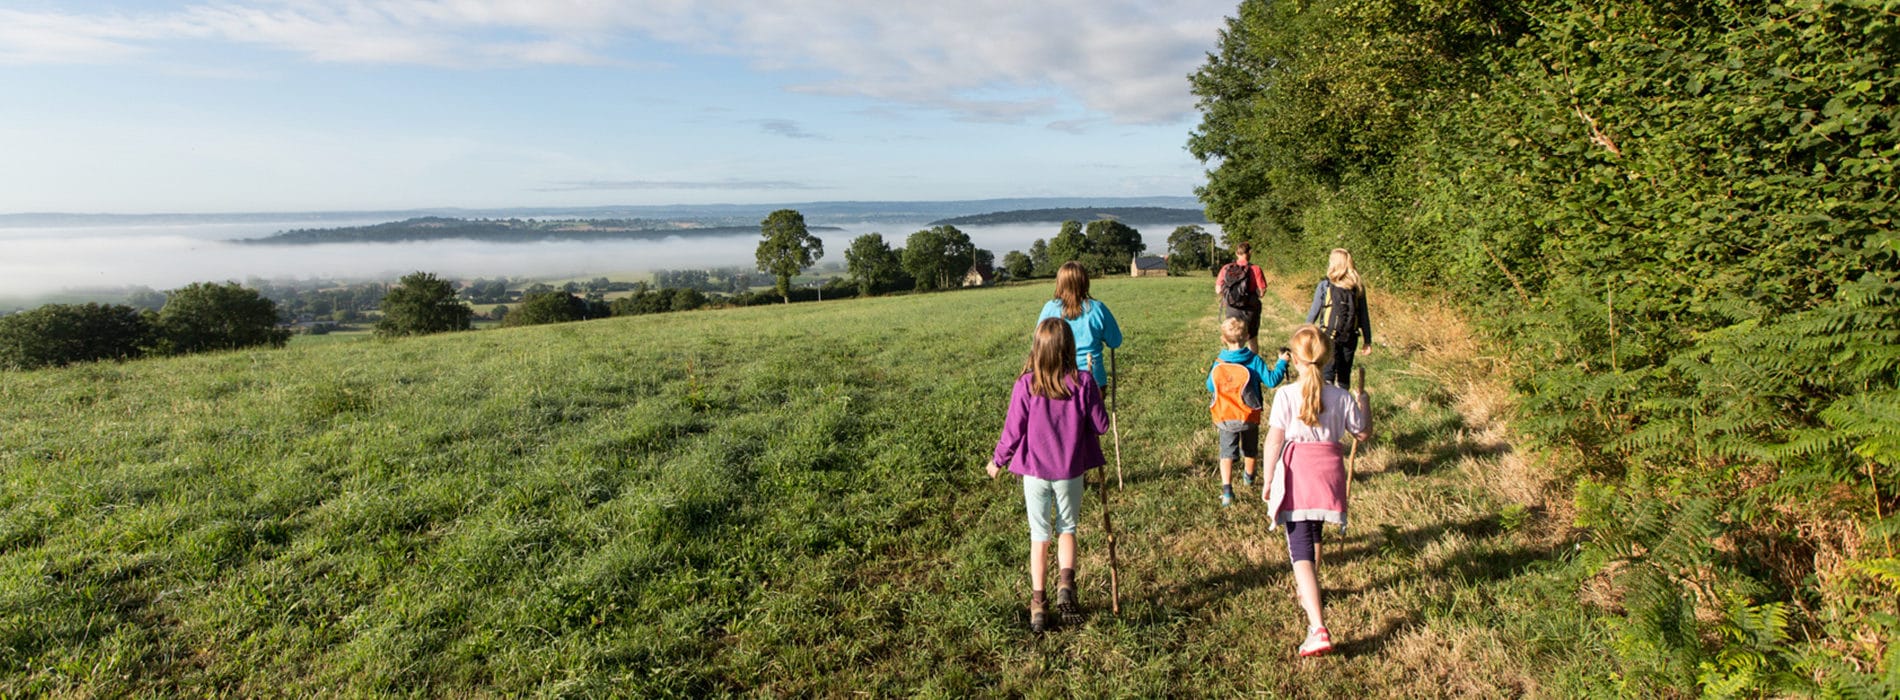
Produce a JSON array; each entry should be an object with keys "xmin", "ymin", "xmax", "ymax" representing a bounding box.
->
[{"xmin": 0, "ymin": 276, "xmax": 1606, "ymax": 696}]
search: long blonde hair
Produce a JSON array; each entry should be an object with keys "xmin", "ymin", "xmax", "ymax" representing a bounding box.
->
[
  {"xmin": 1054, "ymin": 261, "xmax": 1091, "ymax": 320},
  {"xmin": 1326, "ymin": 248, "xmax": 1363, "ymax": 291},
  {"xmin": 1024, "ymin": 317, "xmax": 1078, "ymax": 399},
  {"xmin": 1289, "ymin": 325, "xmax": 1333, "ymax": 426}
]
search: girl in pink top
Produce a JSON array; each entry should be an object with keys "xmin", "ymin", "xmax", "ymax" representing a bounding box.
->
[{"xmin": 1262, "ymin": 325, "xmax": 1371, "ymax": 657}]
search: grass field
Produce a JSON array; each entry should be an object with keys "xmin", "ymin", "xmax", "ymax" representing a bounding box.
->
[{"xmin": 0, "ymin": 275, "xmax": 1610, "ymax": 696}]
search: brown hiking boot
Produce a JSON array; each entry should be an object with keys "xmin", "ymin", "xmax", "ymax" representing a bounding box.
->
[
  {"xmin": 1056, "ymin": 586, "xmax": 1081, "ymax": 624},
  {"xmin": 1029, "ymin": 595, "xmax": 1048, "ymax": 633}
]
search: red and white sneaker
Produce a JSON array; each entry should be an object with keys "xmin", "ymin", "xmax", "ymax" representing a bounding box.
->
[{"xmin": 1298, "ymin": 627, "xmax": 1333, "ymax": 657}]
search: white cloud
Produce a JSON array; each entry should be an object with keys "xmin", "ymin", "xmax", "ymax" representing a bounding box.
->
[{"xmin": 0, "ymin": 1, "xmax": 1231, "ymax": 122}]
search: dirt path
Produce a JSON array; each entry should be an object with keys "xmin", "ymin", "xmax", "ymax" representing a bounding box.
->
[{"xmin": 1074, "ymin": 276, "xmax": 1577, "ymax": 697}]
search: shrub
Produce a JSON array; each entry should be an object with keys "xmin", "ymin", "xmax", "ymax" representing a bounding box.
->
[
  {"xmin": 377, "ymin": 271, "xmax": 473, "ymax": 337},
  {"xmin": 0, "ymin": 303, "xmax": 153, "ymax": 370},
  {"xmin": 154, "ymin": 282, "xmax": 290, "ymax": 355}
]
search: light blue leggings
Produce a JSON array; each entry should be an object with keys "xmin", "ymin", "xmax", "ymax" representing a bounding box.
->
[{"xmin": 1023, "ymin": 475, "xmax": 1086, "ymax": 542}]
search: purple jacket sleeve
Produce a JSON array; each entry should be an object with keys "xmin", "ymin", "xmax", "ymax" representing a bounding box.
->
[{"xmin": 993, "ymin": 377, "xmax": 1030, "ymax": 467}]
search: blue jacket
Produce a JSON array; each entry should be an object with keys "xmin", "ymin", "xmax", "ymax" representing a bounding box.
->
[
  {"xmin": 1206, "ymin": 347, "xmax": 1289, "ymax": 396},
  {"xmin": 1038, "ymin": 299, "xmax": 1123, "ymax": 387}
]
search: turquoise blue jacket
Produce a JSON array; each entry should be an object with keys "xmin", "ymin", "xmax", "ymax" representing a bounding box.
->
[
  {"xmin": 1038, "ymin": 299, "xmax": 1122, "ymax": 387},
  {"xmin": 1205, "ymin": 347, "xmax": 1289, "ymax": 395}
]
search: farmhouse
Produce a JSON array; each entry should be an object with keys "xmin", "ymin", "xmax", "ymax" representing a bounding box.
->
[
  {"xmin": 962, "ymin": 264, "xmax": 997, "ymax": 287},
  {"xmin": 1131, "ymin": 255, "xmax": 1169, "ymax": 277}
]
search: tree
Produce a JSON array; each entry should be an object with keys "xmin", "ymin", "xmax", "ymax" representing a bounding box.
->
[
  {"xmin": 376, "ymin": 271, "xmax": 473, "ymax": 337},
  {"xmin": 901, "ymin": 225, "xmax": 977, "ymax": 291},
  {"xmin": 1028, "ymin": 239, "xmax": 1052, "ymax": 277},
  {"xmin": 669, "ymin": 288, "xmax": 707, "ymax": 312},
  {"xmin": 1046, "ymin": 221, "xmax": 1087, "ymax": 270},
  {"xmin": 1167, "ymin": 224, "xmax": 1218, "ymax": 274},
  {"xmin": 0, "ymin": 303, "xmax": 153, "ymax": 370},
  {"xmin": 902, "ymin": 228, "xmax": 946, "ymax": 291},
  {"xmin": 973, "ymin": 248, "xmax": 995, "ymax": 272},
  {"xmin": 845, "ymin": 233, "xmax": 903, "ymax": 296},
  {"xmin": 504, "ymin": 290, "xmax": 587, "ymax": 327},
  {"xmin": 755, "ymin": 209, "xmax": 824, "ymax": 303},
  {"xmin": 155, "ymin": 282, "xmax": 290, "ymax": 355},
  {"xmin": 1002, "ymin": 251, "xmax": 1034, "ymax": 280},
  {"xmin": 1081, "ymin": 219, "xmax": 1145, "ymax": 276}
]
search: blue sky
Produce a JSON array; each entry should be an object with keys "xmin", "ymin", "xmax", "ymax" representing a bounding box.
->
[{"xmin": 0, "ymin": 0, "xmax": 1236, "ymax": 213}]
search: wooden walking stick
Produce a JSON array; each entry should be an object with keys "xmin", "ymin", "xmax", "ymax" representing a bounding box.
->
[
  {"xmin": 1099, "ymin": 469, "xmax": 1122, "ymax": 614},
  {"xmin": 1110, "ymin": 347, "xmax": 1124, "ymax": 490},
  {"xmin": 1317, "ymin": 366, "xmax": 1369, "ymax": 571},
  {"xmin": 1088, "ymin": 354, "xmax": 1123, "ymax": 614}
]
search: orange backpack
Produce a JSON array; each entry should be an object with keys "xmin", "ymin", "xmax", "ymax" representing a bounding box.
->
[{"xmin": 1208, "ymin": 361, "xmax": 1263, "ymax": 426}]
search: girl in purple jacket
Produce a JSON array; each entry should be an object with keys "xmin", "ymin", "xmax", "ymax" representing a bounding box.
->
[{"xmin": 987, "ymin": 317, "xmax": 1111, "ymax": 633}]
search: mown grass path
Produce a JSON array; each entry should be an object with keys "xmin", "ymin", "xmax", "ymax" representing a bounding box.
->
[{"xmin": 1, "ymin": 276, "xmax": 1592, "ymax": 696}]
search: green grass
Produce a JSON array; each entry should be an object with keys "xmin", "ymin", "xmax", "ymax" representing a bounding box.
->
[{"xmin": 0, "ymin": 276, "xmax": 1610, "ymax": 696}]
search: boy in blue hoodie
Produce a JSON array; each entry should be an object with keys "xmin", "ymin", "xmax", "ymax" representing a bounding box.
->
[{"xmin": 1207, "ymin": 317, "xmax": 1290, "ymax": 507}]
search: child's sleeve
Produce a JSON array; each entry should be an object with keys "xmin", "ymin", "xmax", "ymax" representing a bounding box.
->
[
  {"xmin": 1262, "ymin": 357, "xmax": 1289, "ymax": 388},
  {"xmin": 1342, "ymin": 388, "xmax": 1371, "ymax": 437},
  {"xmin": 992, "ymin": 379, "xmax": 1031, "ymax": 467},
  {"xmin": 1099, "ymin": 303, "xmax": 1122, "ymax": 349}
]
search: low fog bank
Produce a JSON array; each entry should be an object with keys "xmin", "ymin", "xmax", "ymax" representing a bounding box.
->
[{"xmin": 0, "ymin": 221, "xmax": 1217, "ymax": 301}]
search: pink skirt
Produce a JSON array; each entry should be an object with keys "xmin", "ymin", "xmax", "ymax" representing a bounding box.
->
[{"xmin": 1269, "ymin": 441, "xmax": 1347, "ymax": 528}]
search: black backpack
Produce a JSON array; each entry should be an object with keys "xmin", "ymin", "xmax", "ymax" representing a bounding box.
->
[
  {"xmin": 1317, "ymin": 280, "xmax": 1359, "ymax": 343},
  {"xmin": 1220, "ymin": 263, "xmax": 1259, "ymax": 310}
]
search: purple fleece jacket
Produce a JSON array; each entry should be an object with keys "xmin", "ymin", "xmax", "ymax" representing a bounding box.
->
[{"xmin": 992, "ymin": 371, "xmax": 1111, "ymax": 481}]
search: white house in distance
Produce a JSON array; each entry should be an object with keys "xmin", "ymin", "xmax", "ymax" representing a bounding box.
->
[
  {"xmin": 963, "ymin": 264, "xmax": 997, "ymax": 287},
  {"xmin": 1131, "ymin": 255, "xmax": 1169, "ymax": 277}
]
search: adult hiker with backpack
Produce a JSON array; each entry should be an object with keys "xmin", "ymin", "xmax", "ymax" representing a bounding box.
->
[
  {"xmin": 1304, "ymin": 248, "xmax": 1373, "ymax": 390},
  {"xmin": 1215, "ymin": 243, "xmax": 1268, "ymax": 352}
]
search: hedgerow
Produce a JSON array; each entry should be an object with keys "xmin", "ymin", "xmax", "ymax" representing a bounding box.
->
[{"xmin": 1193, "ymin": 0, "xmax": 1898, "ymax": 694}]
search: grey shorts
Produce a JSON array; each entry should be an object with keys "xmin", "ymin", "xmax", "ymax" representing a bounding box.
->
[{"xmin": 1218, "ymin": 425, "xmax": 1260, "ymax": 460}]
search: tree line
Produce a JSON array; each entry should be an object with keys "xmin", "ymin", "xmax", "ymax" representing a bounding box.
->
[{"xmin": 1191, "ymin": 0, "xmax": 1896, "ymax": 694}]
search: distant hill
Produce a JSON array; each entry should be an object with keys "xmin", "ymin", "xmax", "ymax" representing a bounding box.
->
[
  {"xmin": 0, "ymin": 196, "xmax": 1203, "ymax": 228},
  {"xmin": 239, "ymin": 217, "xmax": 842, "ymax": 245},
  {"xmin": 928, "ymin": 207, "xmax": 1208, "ymax": 227}
]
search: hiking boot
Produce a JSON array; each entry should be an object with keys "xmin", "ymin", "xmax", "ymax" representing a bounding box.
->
[
  {"xmin": 1056, "ymin": 587, "xmax": 1081, "ymax": 625},
  {"xmin": 1221, "ymin": 491, "xmax": 1234, "ymax": 508},
  {"xmin": 1241, "ymin": 471, "xmax": 1255, "ymax": 488},
  {"xmin": 1029, "ymin": 596, "xmax": 1048, "ymax": 634},
  {"xmin": 1298, "ymin": 627, "xmax": 1333, "ymax": 657}
]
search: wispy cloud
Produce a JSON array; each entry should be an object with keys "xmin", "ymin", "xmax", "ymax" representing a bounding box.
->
[
  {"xmin": 756, "ymin": 119, "xmax": 823, "ymax": 140},
  {"xmin": 539, "ymin": 179, "xmax": 827, "ymax": 192},
  {"xmin": 0, "ymin": 1, "xmax": 1232, "ymax": 123}
]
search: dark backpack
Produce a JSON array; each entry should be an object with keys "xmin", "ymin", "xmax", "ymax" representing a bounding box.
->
[
  {"xmin": 1219, "ymin": 263, "xmax": 1258, "ymax": 310},
  {"xmin": 1317, "ymin": 280, "xmax": 1359, "ymax": 343}
]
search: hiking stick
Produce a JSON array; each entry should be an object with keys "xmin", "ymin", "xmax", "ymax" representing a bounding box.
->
[
  {"xmin": 1320, "ymin": 367, "xmax": 1369, "ymax": 571},
  {"xmin": 1099, "ymin": 468, "xmax": 1122, "ymax": 614},
  {"xmin": 1110, "ymin": 347, "xmax": 1124, "ymax": 490}
]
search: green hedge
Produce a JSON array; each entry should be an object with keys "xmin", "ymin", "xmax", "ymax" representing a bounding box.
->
[{"xmin": 1193, "ymin": 0, "xmax": 1897, "ymax": 695}]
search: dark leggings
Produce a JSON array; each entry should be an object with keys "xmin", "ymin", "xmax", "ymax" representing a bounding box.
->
[
  {"xmin": 1285, "ymin": 520, "xmax": 1326, "ymax": 563},
  {"xmin": 1322, "ymin": 339, "xmax": 1357, "ymax": 390}
]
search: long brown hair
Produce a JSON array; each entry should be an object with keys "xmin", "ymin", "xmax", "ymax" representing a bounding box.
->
[
  {"xmin": 1289, "ymin": 325, "xmax": 1333, "ymax": 426},
  {"xmin": 1024, "ymin": 317, "xmax": 1078, "ymax": 399},
  {"xmin": 1054, "ymin": 261, "xmax": 1090, "ymax": 320}
]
